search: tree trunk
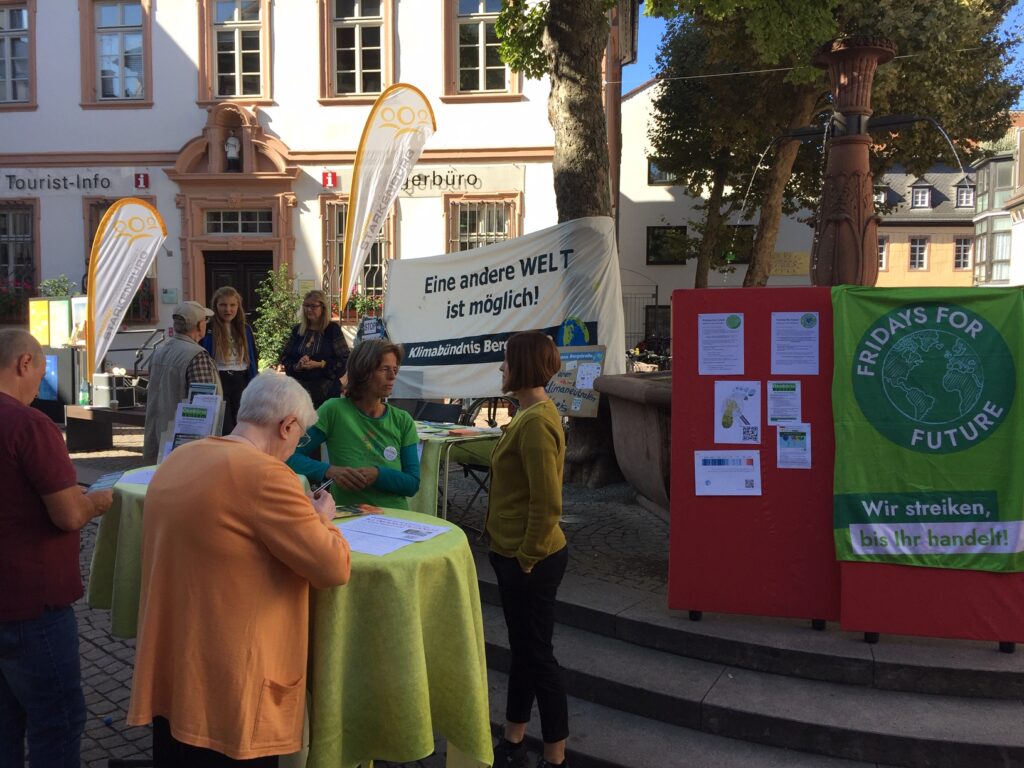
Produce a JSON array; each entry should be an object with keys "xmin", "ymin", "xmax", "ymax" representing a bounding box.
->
[
  {"xmin": 545, "ymin": 0, "xmax": 619, "ymax": 487},
  {"xmin": 743, "ymin": 86, "xmax": 820, "ymax": 287},
  {"xmin": 544, "ymin": 0, "xmax": 612, "ymax": 221},
  {"xmin": 694, "ymin": 163, "xmax": 728, "ymax": 289}
]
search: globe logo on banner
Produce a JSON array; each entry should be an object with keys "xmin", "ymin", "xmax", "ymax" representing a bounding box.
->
[
  {"xmin": 559, "ymin": 316, "xmax": 591, "ymax": 346},
  {"xmin": 851, "ymin": 303, "xmax": 1015, "ymax": 454}
]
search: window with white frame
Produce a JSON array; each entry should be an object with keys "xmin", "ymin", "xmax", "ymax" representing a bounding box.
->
[
  {"xmin": 955, "ymin": 185, "xmax": 974, "ymax": 208},
  {"xmin": 873, "ymin": 186, "xmax": 887, "ymax": 206},
  {"xmin": 94, "ymin": 2, "xmax": 144, "ymax": 99},
  {"xmin": 457, "ymin": 0, "xmax": 504, "ymax": 93},
  {"xmin": 213, "ymin": 0, "xmax": 262, "ymax": 97},
  {"xmin": 973, "ymin": 233, "xmax": 987, "ymax": 283},
  {"xmin": 910, "ymin": 187, "xmax": 931, "ymax": 208},
  {"xmin": 909, "ymin": 237, "xmax": 928, "ymax": 270},
  {"xmin": 0, "ymin": 4, "xmax": 29, "ymax": 103},
  {"xmin": 877, "ymin": 236, "xmax": 888, "ymax": 270},
  {"xmin": 324, "ymin": 199, "xmax": 391, "ymax": 306},
  {"xmin": 205, "ymin": 209, "xmax": 272, "ymax": 234},
  {"xmin": 954, "ymin": 237, "xmax": 972, "ymax": 270},
  {"xmin": 332, "ymin": 0, "xmax": 383, "ymax": 95},
  {"xmin": 447, "ymin": 196, "xmax": 517, "ymax": 251},
  {"xmin": 991, "ymin": 231, "xmax": 1011, "ymax": 281}
]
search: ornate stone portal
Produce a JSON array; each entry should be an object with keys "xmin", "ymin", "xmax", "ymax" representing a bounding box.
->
[{"xmin": 810, "ymin": 36, "xmax": 897, "ymax": 286}]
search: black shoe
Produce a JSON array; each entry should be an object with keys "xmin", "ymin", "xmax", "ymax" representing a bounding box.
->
[{"xmin": 492, "ymin": 738, "xmax": 528, "ymax": 768}]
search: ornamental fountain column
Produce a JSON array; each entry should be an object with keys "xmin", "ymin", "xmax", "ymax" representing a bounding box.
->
[{"xmin": 810, "ymin": 36, "xmax": 897, "ymax": 286}]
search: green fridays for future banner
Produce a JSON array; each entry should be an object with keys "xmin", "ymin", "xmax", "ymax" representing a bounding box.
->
[{"xmin": 833, "ymin": 287, "xmax": 1024, "ymax": 572}]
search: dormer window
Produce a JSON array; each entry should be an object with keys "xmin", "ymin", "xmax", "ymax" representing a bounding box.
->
[
  {"xmin": 873, "ymin": 185, "xmax": 887, "ymax": 206},
  {"xmin": 911, "ymin": 186, "xmax": 931, "ymax": 208},
  {"xmin": 956, "ymin": 184, "xmax": 975, "ymax": 207}
]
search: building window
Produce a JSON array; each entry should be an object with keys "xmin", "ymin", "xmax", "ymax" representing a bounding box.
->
[
  {"xmin": 991, "ymin": 231, "xmax": 1011, "ymax": 281},
  {"xmin": 955, "ymin": 185, "xmax": 974, "ymax": 208},
  {"xmin": 973, "ymin": 233, "xmax": 987, "ymax": 283},
  {"xmin": 646, "ymin": 226, "xmax": 688, "ymax": 265},
  {"xmin": 205, "ymin": 209, "xmax": 273, "ymax": 234},
  {"xmin": 86, "ymin": 199, "xmax": 155, "ymax": 324},
  {"xmin": 648, "ymin": 159, "xmax": 677, "ymax": 186},
  {"xmin": 198, "ymin": 0, "xmax": 271, "ymax": 102},
  {"xmin": 0, "ymin": 2, "xmax": 33, "ymax": 108},
  {"xmin": 954, "ymin": 237, "xmax": 972, "ymax": 270},
  {"xmin": 873, "ymin": 186, "xmax": 887, "ymax": 206},
  {"xmin": 877, "ymin": 236, "xmax": 888, "ymax": 271},
  {"xmin": 446, "ymin": 194, "xmax": 519, "ymax": 251},
  {"xmin": 324, "ymin": 198, "xmax": 391, "ymax": 312},
  {"xmin": 443, "ymin": 0, "xmax": 519, "ymax": 101},
  {"xmin": 910, "ymin": 187, "xmax": 931, "ymax": 208},
  {"xmin": 94, "ymin": 2, "xmax": 144, "ymax": 99},
  {"xmin": 0, "ymin": 203, "xmax": 34, "ymax": 323},
  {"xmin": 332, "ymin": 1, "xmax": 383, "ymax": 95},
  {"xmin": 909, "ymin": 237, "xmax": 928, "ymax": 270}
]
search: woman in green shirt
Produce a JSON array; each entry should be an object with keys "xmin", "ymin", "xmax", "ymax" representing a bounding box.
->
[
  {"xmin": 287, "ymin": 340, "xmax": 419, "ymax": 509},
  {"xmin": 486, "ymin": 331, "xmax": 570, "ymax": 768}
]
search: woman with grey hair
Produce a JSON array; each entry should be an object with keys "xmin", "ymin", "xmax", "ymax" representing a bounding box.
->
[
  {"xmin": 288, "ymin": 340, "xmax": 420, "ymax": 510},
  {"xmin": 129, "ymin": 372, "xmax": 351, "ymax": 767}
]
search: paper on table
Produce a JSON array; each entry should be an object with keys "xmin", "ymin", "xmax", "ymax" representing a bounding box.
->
[
  {"xmin": 338, "ymin": 529, "xmax": 412, "ymax": 556},
  {"xmin": 341, "ymin": 514, "xmax": 450, "ymax": 542},
  {"xmin": 121, "ymin": 468, "xmax": 156, "ymax": 485}
]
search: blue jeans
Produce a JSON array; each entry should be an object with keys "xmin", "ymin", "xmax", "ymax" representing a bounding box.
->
[{"xmin": 0, "ymin": 606, "xmax": 86, "ymax": 768}]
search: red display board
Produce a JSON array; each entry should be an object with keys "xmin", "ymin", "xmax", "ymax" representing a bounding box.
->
[{"xmin": 669, "ymin": 287, "xmax": 839, "ymax": 620}]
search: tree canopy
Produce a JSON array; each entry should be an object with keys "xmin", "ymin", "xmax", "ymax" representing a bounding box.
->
[{"xmin": 648, "ymin": 0, "xmax": 1022, "ymax": 284}]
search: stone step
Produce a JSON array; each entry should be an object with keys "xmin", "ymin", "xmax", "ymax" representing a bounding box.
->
[
  {"xmin": 482, "ymin": 602, "xmax": 1024, "ymax": 768},
  {"xmin": 487, "ymin": 670, "xmax": 882, "ymax": 768},
  {"xmin": 471, "ymin": 549, "xmax": 1024, "ymax": 699}
]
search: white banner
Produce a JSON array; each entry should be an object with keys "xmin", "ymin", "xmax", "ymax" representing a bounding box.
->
[
  {"xmin": 384, "ymin": 217, "xmax": 626, "ymax": 399},
  {"xmin": 86, "ymin": 198, "xmax": 167, "ymax": 379},
  {"xmin": 343, "ymin": 83, "xmax": 436, "ymax": 300}
]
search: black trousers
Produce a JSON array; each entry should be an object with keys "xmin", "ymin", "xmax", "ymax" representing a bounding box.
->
[
  {"xmin": 153, "ymin": 717, "xmax": 278, "ymax": 768},
  {"xmin": 218, "ymin": 370, "xmax": 249, "ymax": 434},
  {"xmin": 489, "ymin": 547, "xmax": 569, "ymax": 743}
]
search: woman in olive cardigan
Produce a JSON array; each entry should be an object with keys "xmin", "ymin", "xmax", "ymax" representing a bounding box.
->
[{"xmin": 486, "ymin": 331, "xmax": 569, "ymax": 768}]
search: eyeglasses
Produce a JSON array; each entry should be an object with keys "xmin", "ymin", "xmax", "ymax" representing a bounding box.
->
[
  {"xmin": 376, "ymin": 366, "xmax": 399, "ymax": 377},
  {"xmin": 297, "ymin": 433, "xmax": 311, "ymax": 448},
  {"xmin": 303, "ymin": 303, "xmax": 324, "ymax": 310},
  {"xmin": 283, "ymin": 417, "xmax": 311, "ymax": 447}
]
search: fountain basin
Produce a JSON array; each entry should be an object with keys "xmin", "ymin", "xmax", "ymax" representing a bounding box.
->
[{"xmin": 593, "ymin": 371, "xmax": 672, "ymax": 521}]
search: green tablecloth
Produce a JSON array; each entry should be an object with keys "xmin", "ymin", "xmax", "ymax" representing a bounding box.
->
[
  {"xmin": 409, "ymin": 426, "xmax": 497, "ymax": 517},
  {"xmin": 86, "ymin": 479, "xmax": 493, "ymax": 768},
  {"xmin": 307, "ymin": 510, "xmax": 492, "ymax": 768}
]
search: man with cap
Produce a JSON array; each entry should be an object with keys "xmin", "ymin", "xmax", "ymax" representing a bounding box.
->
[{"xmin": 143, "ymin": 301, "xmax": 223, "ymax": 463}]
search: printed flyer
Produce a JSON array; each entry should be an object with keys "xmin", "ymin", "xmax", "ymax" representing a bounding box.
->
[{"xmin": 832, "ymin": 287, "xmax": 1024, "ymax": 572}]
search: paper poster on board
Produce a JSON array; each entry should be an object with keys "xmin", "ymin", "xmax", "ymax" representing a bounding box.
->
[
  {"xmin": 698, "ymin": 313, "xmax": 744, "ymax": 375},
  {"xmin": 546, "ymin": 345, "xmax": 605, "ymax": 418},
  {"xmin": 713, "ymin": 381, "xmax": 761, "ymax": 444},
  {"xmin": 694, "ymin": 450, "xmax": 762, "ymax": 496}
]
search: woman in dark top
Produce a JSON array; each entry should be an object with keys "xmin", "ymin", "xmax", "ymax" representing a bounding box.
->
[
  {"xmin": 201, "ymin": 285, "xmax": 258, "ymax": 434},
  {"xmin": 280, "ymin": 290, "xmax": 350, "ymax": 409}
]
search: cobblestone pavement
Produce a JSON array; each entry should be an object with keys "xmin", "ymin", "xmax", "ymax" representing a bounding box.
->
[{"xmin": 66, "ymin": 425, "xmax": 668, "ymax": 767}]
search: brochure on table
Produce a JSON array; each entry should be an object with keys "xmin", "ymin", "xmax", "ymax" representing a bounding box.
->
[{"xmin": 336, "ymin": 514, "xmax": 450, "ymax": 556}]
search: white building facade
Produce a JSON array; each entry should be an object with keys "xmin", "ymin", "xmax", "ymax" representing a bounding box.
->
[
  {"xmin": 616, "ymin": 80, "xmax": 813, "ymax": 346},
  {"xmin": 0, "ymin": 0, "xmax": 558, "ymax": 357}
]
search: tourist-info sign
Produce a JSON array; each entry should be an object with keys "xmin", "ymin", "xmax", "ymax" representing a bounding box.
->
[{"xmin": 832, "ymin": 286, "xmax": 1024, "ymax": 572}]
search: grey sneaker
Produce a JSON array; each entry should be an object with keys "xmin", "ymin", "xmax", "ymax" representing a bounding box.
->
[{"xmin": 492, "ymin": 738, "xmax": 528, "ymax": 768}]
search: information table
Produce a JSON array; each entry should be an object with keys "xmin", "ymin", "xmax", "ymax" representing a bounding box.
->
[
  {"xmin": 410, "ymin": 422, "xmax": 499, "ymax": 517},
  {"xmin": 87, "ymin": 475, "xmax": 492, "ymax": 768}
]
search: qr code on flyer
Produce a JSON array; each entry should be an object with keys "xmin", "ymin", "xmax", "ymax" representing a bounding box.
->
[
  {"xmin": 744, "ymin": 479, "xmax": 755, "ymax": 488},
  {"xmin": 742, "ymin": 426, "xmax": 759, "ymax": 442}
]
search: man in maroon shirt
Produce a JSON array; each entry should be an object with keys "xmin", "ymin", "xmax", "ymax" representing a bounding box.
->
[{"xmin": 0, "ymin": 329, "xmax": 113, "ymax": 767}]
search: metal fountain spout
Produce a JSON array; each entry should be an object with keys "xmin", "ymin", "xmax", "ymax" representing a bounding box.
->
[{"xmin": 809, "ymin": 36, "xmax": 897, "ymax": 286}]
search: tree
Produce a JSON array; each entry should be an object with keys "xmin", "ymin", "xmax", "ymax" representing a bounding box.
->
[
  {"xmin": 498, "ymin": 0, "xmax": 620, "ymax": 486},
  {"xmin": 648, "ymin": 0, "xmax": 1022, "ymax": 285}
]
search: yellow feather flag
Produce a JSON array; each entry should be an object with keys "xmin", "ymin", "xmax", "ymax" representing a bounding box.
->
[
  {"xmin": 342, "ymin": 83, "xmax": 436, "ymax": 302},
  {"xmin": 86, "ymin": 198, "xmax": 167, "ymax": 380}
]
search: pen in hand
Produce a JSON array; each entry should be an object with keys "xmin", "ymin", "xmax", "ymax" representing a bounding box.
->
[{"xmin": 312, "ymin": 478, "xmax": 333, "ymax": 498}]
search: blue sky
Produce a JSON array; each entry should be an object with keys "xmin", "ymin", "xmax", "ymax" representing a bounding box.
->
[{"xmin": 621, "ymin": 3, "xmax": 1024, "ymax": 109}]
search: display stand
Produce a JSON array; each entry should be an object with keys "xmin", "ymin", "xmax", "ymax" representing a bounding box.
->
[{"xmin": 669, "ymin": 287, "xmax": 839, "ymax": 621}]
